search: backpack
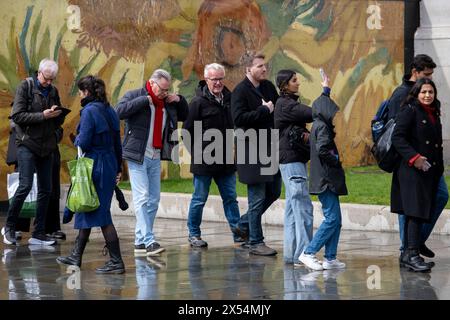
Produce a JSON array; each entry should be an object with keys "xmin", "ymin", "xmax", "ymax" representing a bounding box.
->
[
  {"xmin": 371, "ymin": 99, "xmax": 390, "ymax": 142},
  {"xmin": 6, "ymin": 77, "xmax": 34, "ymax": 166}
]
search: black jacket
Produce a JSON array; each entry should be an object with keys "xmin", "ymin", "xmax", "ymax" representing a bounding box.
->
[
  {"xmin": 309, "ymin": 95, "xmax": 347, "ymax": 195},
  {"xmin": 390, "ymin": 100, "xmax": 443, "ymax": 220},
  {"xmin": 231, "ymin": 77, "xmax": 279, "ymax": 184},
  {"xmin": 115, "ymin": 86, "xmax": 189, "ymax": 164},
  {"xmin": 387, "ymin": 74, "xmax": 414, "ymax": 120},
  {"xmin": 183, "ymin": 81, "xmax": 236, "ymax": 176},
  {"xmin": 274, "ymin": 93, "xmax": 313, "ymax": 164},
  {"xmin": 10, "ymin": 77, "xmax": 65, "ymax": 157}
]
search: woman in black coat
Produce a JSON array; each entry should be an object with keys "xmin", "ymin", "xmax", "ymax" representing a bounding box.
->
[{"xmin": 391, "ymin": 78, "xmax": 443, "ymax": 272}]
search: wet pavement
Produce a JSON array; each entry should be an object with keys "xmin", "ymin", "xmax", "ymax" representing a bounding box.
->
[{"xmin": 1, "ymin": 214, "xmax": 450, "ymax": 300}]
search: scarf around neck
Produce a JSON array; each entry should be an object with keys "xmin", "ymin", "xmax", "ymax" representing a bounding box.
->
[{"xmin": 146, "ymin": 81, "xmax": 165, "ymax": 149}]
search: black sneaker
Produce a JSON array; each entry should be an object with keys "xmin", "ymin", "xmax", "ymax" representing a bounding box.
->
[
  {"xmin": 2, "ymin": 227, "xmax": 16, "ymax": 245},
  {"xmin": 28, "ymin": 233, "xmax": 56, "ymax": 246},
  {"xmin": 134, "ymin": 244, "xmax": 146, "ymax": 255},
  {"xmin": 47, "ymin": 231, "xmax": 66, "ymax": 240},
  {"xmin": 146, "ymin": 242, "xmax": 165, "ymax": 256},
  {"xmin": 188, "ymin": 236, "xmax": 208, "ymax": 248}
]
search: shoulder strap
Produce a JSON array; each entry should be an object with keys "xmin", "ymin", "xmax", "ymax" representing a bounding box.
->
[
  {"xmin": 25, "ymin": 77, "xmax": 34, "ymax": 111},
  {"xmin": 98, "ymin": 105, "xmax": 114, "ymax": 133}
]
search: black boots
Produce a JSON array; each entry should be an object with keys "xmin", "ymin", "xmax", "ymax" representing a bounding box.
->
[
  {"xmin": 96, "ymin": 239, "xmax": 125, "ymax": 274},
  {"xmin": 419, "ymin": 244, "xmax": 435, "ymax": 258},
  {"xmin": 400, "ymin": 248, "xmax": 432, "ymax": 272},
  {"xmin": 56, "ymin": 236, "xmax": 88, "ymax": 267}
]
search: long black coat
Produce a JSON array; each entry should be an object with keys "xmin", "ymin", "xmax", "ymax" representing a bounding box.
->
[
  {"xmin": 390, "ymin": 100, "xmax": 443, "ymax": 220},
  {"xmin": 309, "ymin": 95, "xmax": 347, "ymax": 195},
  {"xmin": 231, "ymin": 77, "xmax": 279, "ymax": 184},
  {"xmin": 182, "ymin": 81, "xmax": 236, "ymax": 176},
  {"xmin": 274, "ymin": 93, "xmax": 312, "ymax": 164}
]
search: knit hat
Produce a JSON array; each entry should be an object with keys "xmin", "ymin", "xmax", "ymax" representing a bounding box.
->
[{"xmin": 276, "ymin": 69, "xmax": 296, "ymax": 90}]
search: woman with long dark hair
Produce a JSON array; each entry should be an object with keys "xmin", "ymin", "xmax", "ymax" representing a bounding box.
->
[
  {"xmin": 57, "ymin": 75, "xmax": 125, "ymax": 274},
  {"xmin": 391, "ymin": 78, "xmax": 443, "ymax": 272}
]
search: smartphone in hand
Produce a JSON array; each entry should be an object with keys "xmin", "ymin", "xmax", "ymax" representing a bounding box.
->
[{"xmin": 422, "ymin": 160, "xmax": 432, "ymax": 172}]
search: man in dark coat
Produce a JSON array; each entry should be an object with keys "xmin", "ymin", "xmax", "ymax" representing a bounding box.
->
[
  {"xmin": 231, "ymin": 52, "xmax": 281, "ymax": 256},
  {"xmin": 183, "ymin": 63, "xmax": 241, "ymax": 248},
  {"xmin": 388, "ymin": 54, "xmax": 448, "ymax": 260},
  {"xmin": 115, "ymin": 69, "xmax": 188, "ymax": 256},
  {"xmin": 2, "ymin": 58, "xmax": 65, "ymax": 246}
]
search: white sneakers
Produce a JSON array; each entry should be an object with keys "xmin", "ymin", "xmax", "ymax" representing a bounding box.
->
[
  {"xmin": 323, "ymin": 259, "xmax": 346, "ymax": 270},
  {"xmin": 299, "ymin": 252, "xmax": 323, "ymax": 271},
  {"xmin": 298, "ymin": 252, "xmax": 346, "ymax": 271}
]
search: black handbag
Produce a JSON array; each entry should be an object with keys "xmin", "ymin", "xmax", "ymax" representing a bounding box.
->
[
  {"xmin": 370, "ymin": 118, "xmax": 400, "ymax": 172},
  {"xmin": 288, "ymin": 125, "xmax": 310, "ymax": 160}
]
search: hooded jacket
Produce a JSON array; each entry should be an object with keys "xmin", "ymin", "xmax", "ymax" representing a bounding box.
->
[
  {"xmin": 309, "ymin": 95, "xmax": 347, "ymax": 195},
  {"xmin": 182, "ymin": 81, "xmax": 236, "ymax": 176}
]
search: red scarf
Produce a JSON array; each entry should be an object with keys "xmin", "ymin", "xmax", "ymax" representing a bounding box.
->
[
  {"xmin": 146, "ymin": 81, "xmax": 165, "ymax": 149},
  {"xmin": 420, "ymin": 103, "xmax": 436, "ymax": 125}
]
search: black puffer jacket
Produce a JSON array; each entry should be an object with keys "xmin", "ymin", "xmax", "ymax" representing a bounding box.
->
[
  {"xmin": 115, "ymin": 86, "xmax": 189, "ymax": 164},
  {"xmin": 11, "ymin": 77, "xmax": 65, "ymax": 157},
  {"xmin": 183, "ymin": 81, "xmax": 236, "ymax": 176},
  {"xmin": 309, "ymin": 95, "xmax": 347, "ymax": 195},
  {"xmin": 274, "ymin": 93, "xmax": 312, "ymax": 164}
]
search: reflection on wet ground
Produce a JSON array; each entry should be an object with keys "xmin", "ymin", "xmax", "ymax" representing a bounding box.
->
[{"xmin": 1, "ymin": 214, "xmax": 449, "ymax": 300}]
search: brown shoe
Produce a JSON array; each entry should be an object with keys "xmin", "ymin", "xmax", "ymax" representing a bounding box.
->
[{"xmin": 249, "ymin": 243, "xmax": 277, "ymax": 256}]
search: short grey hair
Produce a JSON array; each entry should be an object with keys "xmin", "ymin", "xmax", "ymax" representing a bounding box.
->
[
  {"xmin": 150, "ymin": 69, "xmax": 171, "ymax": 83},
  {"xmin": 38, "ymin": 58, "xmax": 58, "ymax": 76},
  {"xmin": 204, "ymin": 63, "xmax": 225, "ymax": 78}
]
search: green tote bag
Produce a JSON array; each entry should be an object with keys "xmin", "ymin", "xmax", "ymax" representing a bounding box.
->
[{"xmin": 66, "ymin": 147, "xmax": 100, "ymax": 212}]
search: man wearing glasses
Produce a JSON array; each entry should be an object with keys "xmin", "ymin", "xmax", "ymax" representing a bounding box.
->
[
  {"xmin": 182, "ymin": 63, "xmax": 243, "ymax": 248},
  {"xmin": 2, "ymin": 58, "xmax": 65, "ymax": 246},
  {"xmin": 115, "ymin": 69, "xmax": 188, "ymax": 256}
]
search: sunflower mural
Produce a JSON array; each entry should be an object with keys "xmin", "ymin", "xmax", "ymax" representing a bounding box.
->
[{"xmin": 0, "ymin": 0, "xmax": 405, "ymax": 201}]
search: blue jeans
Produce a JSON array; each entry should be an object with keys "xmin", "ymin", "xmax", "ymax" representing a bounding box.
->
[
  {"xmin": 398, "ymin": 175, "xmax": 448, "ymax": 251},
  {"xmin": 187, "ymin": 174, "xmax": 241, "ymax": 241},
  {"xmin": 304, "ymin": 188, "xmax": 342, "ymax": 260},
  {"xmin": 237, "ymin": 172, "xmax": 282, "ymax": 245},
  {"xmin": 128, "ymin": 156, "xmax": 161, "ymax": 247},
  {"xmin": 280, "ymin": 162, "xmax": 314, "ymax": 263},
  {"xmin": 6, "ymin": 145, "xmax": 53, "ymax": 236}
]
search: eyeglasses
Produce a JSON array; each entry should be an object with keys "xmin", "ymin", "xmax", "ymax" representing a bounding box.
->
[
  {"xmin": 206, "ymin": 77, "xmax": 224, "ymax": 83},
  {"xmin": 40, "ymin": 71, "xmax": 55, "ymax": 82},
  {"xmin": 155, "ymin": 81, "xmax": 170, "ymax": 94}
]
